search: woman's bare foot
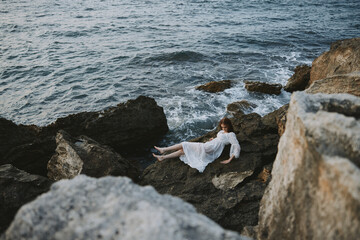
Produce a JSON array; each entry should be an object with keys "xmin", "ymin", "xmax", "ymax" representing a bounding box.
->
[
  {"xmin": 152, "ymin": 153, "xmax": 165, "ymax": 162},
  {"xmin": 154, "ymin": 146, "xmax": 165, "ymax": 154}
]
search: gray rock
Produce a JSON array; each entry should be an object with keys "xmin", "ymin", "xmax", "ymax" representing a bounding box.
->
[
  {"xmin": 4, "ymin": 175, "xmax": 251, "ymax": 240},
  {"xmin": 258, "ymin": 92, "xmax": 360, "ymax": 240},
  {"xmin": 47, "ymin": 130, "xmax": 140, "ymax": 182},
  {"xmin": 212, "ymin": 171, "xmax": 254, "ymax": 190},
  {"xmin": 0, "ymin": 164, "xmax": 53, "ymax": 234}
]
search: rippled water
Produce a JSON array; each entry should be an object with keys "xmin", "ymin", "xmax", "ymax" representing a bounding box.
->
[{"xmin": 1, "ymin": 0, "xmax": 359, "ymax": 144}]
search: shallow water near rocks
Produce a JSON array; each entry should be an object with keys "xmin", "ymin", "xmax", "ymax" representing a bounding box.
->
[{"xmin": 1, "ymin": 0, "xmax": 359, "ymax": 146}]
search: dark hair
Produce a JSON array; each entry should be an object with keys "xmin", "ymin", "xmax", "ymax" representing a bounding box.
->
[{"xmin": 218, "ymin": 117, "xmax": 234, "ymax": 132}]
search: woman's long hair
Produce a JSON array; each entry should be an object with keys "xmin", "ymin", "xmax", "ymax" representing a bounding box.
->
[{"xmin": 218, "ymin": 117, "xmax": 234, "ymax": 132}]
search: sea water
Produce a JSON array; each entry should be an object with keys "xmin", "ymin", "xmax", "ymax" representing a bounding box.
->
[{"xmin": 1, "ymin": 0, "xmax": 359, "ymax": 145}]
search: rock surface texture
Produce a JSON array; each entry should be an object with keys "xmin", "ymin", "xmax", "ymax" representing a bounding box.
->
[
  {"xmin": 244, "ymin": 81, "xmax": 282, "ymax": 95},
  {"xmin": 306, "ymin": 72, "xmax": 360, "ymax": 97},
  {"xmin": 4, "ymin": 175, "xmax": 250, "ymax": 240},
  {"xmin": 284, "ymin": 65, "xmax": 311, "ymax": 92},
  {"xmin": 0, "ymin": 96, "xmax": 168, "ymax": 177},
  {"xmin": 141, "ymin": 105, "xmax": 288, "ymax": 233},
  {"xmin": 0, "ymin": 164, "xmax": 53, "ymax": 234},
  {"xmin": 196, "ymin": 80, "xmax": 233, "ymax": 93},
  {"xmin": 47, "ymin": 131, "xmax": 140, "ymax": 182},
  {"xmin": 310, "ymin": 37, "xmax": 360, "ymax": 85},
  {"xmin": 258, "ymin": 92, "xmax": 360, "ymax": 240}
]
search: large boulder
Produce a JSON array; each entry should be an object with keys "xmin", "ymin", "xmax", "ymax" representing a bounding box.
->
[
  {"xmin": 258, "ymin": 92, "xmax": 360, "ymax": 240},
  {"xmin": 310, "ymin": 37, "xmax": 360, "ymax": 86},
  {"xmin": 196, "ymin": 80, "xmax": 233, "ymax": 93},
  {"xmin": 306, "ymin": 72, "xmax": 360, "ymax": 97},
  {"xmin": 141, "ymin": 105, "xmax": 288, "ymax": 233},
  {"xmin": 244, "ymin": 81, "xmax": 282, "ymax": 95},
  {"xmin": 47, "ymin": 130, "xmax": 140, "ymax": 182},
  {"xmin": 45, "ymin": 96, "xmax": 168, "ymax": 153},
  {"xmin": 0, "ymin": 164, "xmax": 53, "ymax": 234},
  {"xmin": 4, "ymin": 175, "xmax": 250, "ymax": 240},
  {"xmin": 284, "ymin": 65, "xmax": 311, "ymax": 92},
  {"xmin": 0, "ymin": 96, "xmax": 168, "ymax": 177},
  {"xmin": 0, "ymin": 119, "xmax": 55, "ymax": 177}
]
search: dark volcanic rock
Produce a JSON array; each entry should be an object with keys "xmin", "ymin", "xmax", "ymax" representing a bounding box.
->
[
  {"xmin": 0, "ymin": 118, "xmax": 55, "ymax": 177},
  {"xmin": 227, "ymin": 100, "xmax": 257, "ymax": 116},
  {"xmin": 196, "ymin": 80, "xmax": 233, "ymax": 93},
  {"xmin": 47, "ymin": 130, "xmax": 140, "ymax": 182},
  {"xmin": 244, "ymin": 81, "xmax": 282, "ymax": 95},
  {"xmin": 0, "ymin": 164, "xmax": 53, "ymax": 234},
  {"xmin": 284, "ymin": 65, "xmax": 311, "ymax": 92},
  {"xmin": 45, "ymin": 96, "xmax": 168, "ymax": 153},
  {"xmin": 0, "ymin": 96, "xmax": 168, "ymax": 177},
  {"xmin": 140, "ymin": 105, "xmax": 287, "ymax": 233}
]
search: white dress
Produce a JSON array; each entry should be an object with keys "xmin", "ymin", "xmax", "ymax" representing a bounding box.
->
[{"xmin": 179, "ymin": 130, "xmax": 241, "ymax": 173}]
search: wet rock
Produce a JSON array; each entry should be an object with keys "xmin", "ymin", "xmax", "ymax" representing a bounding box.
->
[
  {"xmin": 196, "ymin": 80, "xmax": 233, "ymax": 93},
  {"xmin": 227, "ymin": 100, "xmax": 257, "ymax": 116},
  {"xmin": 310, "ymin": 37, "xmax": 360, "ymax": 85},
  {"xmin": 284, "ymin": 65, "xmax": 311, "ymax": 92},
  {"xmin": 244, "ymin": 81, "xmax": 282, "ymax": 95},
  {"xmin": 47, "ymin": 130, "xmax": 140, "ymax": 182},
  {"xmin": 4, "ymin": 175, "xmax": 250, "ymax": 240},
  {"xmin": 306, "ymin": 72, "xmax": 360, "ymax": 97},
  {"xmin": 45, "ymin": 96, "xmax": 168, "ymax": 153},
  {"xmin": 0, "ymin": 164, "xmax": 53, "ymax": 234},
  {"xmin": 140, "ymin": 105, "xmax": 287, "ymax": 233},
  {"xmin": 258, "ymin": 92, "xmax": 360, "ymax": 240}
]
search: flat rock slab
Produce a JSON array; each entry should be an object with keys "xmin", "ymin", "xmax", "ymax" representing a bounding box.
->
[
  {"xmin": 244, "ymin": 81, "xmax": 282, "ymax": 95},
  {"xmin": 4, "ymin": 175, "xmax": 250, "ymax": 240}
]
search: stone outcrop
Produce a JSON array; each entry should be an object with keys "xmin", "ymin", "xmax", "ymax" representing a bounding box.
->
[
  {"xmin": 306, "ymin": 72, "xmax": 360, "ymax": 97},
  {"xmin": 284, "ymin": 65, "xmax": 311, "ymax": 92},
  {"xmin": 0, "ymin": 96, "xmax": 168, "ymax": 177},
  {"xmin": 227, "ymin": 100, "xmax": 257, "ymax": 116},
  {"xmin": 47, "ymin": 130, "xmax": 140, "ymax": 182},
  {"xmin": 244, "ymin": 81, "xmax": 282, "ymax": 95},
  {"xmin": 196, "ymin": 80, "xmax": 233, "ymax": 93},
  {"xmin": 45, "ymin": 96, "xmax": 168, "ymax": 153},
  {"xmin": 258, "ymin": 92, "xmax": 360, "ymax": 240},
  {"xmin": 310, "ymin": 37, "xmax": 360, "ymax": 86},
  {"xmin": 0, "ymin": 164, "xmax": 53, "ymax": 234},
  {"xmin": 4, "ymin": 175, "xmax": 250, "ymax": 240},
  {"xmin": 141, "ymin": 105, "xmax": 288, "ymax": 233}
]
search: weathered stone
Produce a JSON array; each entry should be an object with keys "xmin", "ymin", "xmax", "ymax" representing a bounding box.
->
[
  {"xmin": 284, "ymin": 65, "xmax": 311, "ymax": 92},
  {"xmin": 310, "ymin": 37, "xmax": 360, "ymax": 85},
  {"xmin": 4, "ymin": 175, "xmax": 250, "ymax": 240},
  {"xmin": 258, "ymin": 92, "xmax": 360, "ymax": 240},
  {"xmin": 0, "ymin": 164, "xmax": 53, "ymax": 234},
  {"xmin": 306, "ymin": 72, "xmax": 360, "ymax": 97},
  {"xmin": 227, "ymin": 101, "xmax": 257, "ymax": 116},
  {"xmin": 244, "ymin": 81, "xmax": 282, "ymax": 95},
  {"xmin": 141, "ymin": 106, "xmax": 286, "ymax": 233},
  {"xmin": 0, "ymin": 96, "xmax": 168, "ymax": 177},
  {"xmin": 196, "ymin": 80, "xmax": 233, "ymax": 93},
  {"xmin": 212, "ymin": 170, "xmax": 254, "ymax": 190},
  {"xmin": 47, "ymin": 130, "xmax": 140, "ymax": 182},
  {"xmin": 45, "ymin": 96, "xmax": 168, "ymax": 153}
]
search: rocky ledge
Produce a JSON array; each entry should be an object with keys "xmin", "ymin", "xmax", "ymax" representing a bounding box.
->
[{"xmin": 3, "ymin": 175, "xmax": 250, "ymax": 240}]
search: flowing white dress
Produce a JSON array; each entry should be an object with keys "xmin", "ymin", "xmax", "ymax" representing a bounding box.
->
[{"xmin": 179, "ymin": 130, "xmax": 241, "ymax": 173}]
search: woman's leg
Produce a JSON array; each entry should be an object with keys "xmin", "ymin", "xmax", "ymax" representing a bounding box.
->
[
  {"xmin": 154, "ymin": 143, "xmax": 183, "ymax": 154},
  {"xmin": 153, "ymin": 149, "xmax": 184, "ymax": 162}
]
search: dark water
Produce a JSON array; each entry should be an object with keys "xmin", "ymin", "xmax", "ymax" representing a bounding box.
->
[{"xmin": 1, "ymin": 0, "xmax": 359, "ymax": 144}]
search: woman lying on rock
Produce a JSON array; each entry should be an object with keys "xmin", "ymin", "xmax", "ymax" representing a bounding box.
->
[{"xmin": 153, "ymin": 117, "xmax": 241, "ymax": 173}]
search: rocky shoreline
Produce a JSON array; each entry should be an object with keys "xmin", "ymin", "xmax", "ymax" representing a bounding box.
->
[{"xmin": 1, "ymin": 37, "xmax": 360, "ymax": 239}]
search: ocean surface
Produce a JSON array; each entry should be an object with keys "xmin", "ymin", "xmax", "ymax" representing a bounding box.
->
[{"xmin": 1, "ymin": 0, "xmax": 360, "ymax": 145}]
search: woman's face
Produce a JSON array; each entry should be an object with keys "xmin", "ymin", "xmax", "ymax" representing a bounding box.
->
[{"xmin": 221, "ymin": 124, "xmax": 229, "ymax": 133}]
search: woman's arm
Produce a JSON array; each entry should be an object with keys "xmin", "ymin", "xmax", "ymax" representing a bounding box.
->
[{"xmin": 220, "ymin": 155, "xmax": 235, "ymax": 164}]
